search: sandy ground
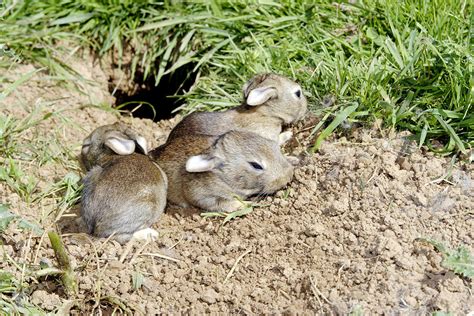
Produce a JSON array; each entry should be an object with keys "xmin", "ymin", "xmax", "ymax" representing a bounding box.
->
[{"xmin": 0, "ymin": 51, "xmax": 473, "ymax": 314}]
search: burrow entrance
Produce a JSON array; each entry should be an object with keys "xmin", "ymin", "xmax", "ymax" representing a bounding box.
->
[{"xmin": 111, "ymin": 64, "xmax": 197, "ymax": 121}]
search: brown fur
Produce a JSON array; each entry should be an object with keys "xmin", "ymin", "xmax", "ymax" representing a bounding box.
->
[
  {"xmin": 80, "ymin": 123, "xmax": 167, "ymax": 243},
  {"xmin": 150, "ymin": 131, "xmax": 293, "ymax": 212}
]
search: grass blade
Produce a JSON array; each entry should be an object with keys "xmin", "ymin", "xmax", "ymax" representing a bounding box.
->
[
  {"xmin": 0, "ymin": 68, "xmax": 44, "ymax": 101},
  {"xmin": 435, "ymin": 114, "xmax": 466, "ymax": 153},
  {"xmin": 311, "ymin": 104, "xmax": 358, "ymax": 153}
]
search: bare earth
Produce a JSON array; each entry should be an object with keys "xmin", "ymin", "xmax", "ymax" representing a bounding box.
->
[{"xmin": 1, "ymin": 51, "xmax": 473, "ymax": 314}]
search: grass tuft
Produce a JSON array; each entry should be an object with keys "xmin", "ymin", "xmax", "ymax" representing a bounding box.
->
[{"xmin": 0, "ymin": 0, "xmax": 471, "ymax": 153}]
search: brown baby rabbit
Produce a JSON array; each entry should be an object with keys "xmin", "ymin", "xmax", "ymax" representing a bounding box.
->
[
  {"xmin": 150, "ymin": 130, "xmax": 294, "ymax": 212},
  {"xmin": 80, "ymin": 123, "xmax": 167, "ymax": 243},
  {"xmin": 167, "ymin": 73, "xmax": 307, "ymax": 145}
]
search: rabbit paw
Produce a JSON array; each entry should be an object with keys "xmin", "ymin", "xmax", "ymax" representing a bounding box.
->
[
  {"xmin": 286, "ymin": 155, "xmax": 300, "ymax": 166},
  {"xmin": 278, "ymin": 131, "xmax": 293, "ymax": 145},
  {"xmin": 228, "ymin": 200, "xmax": 244, "ymax": 212},
  {"xmin": 132, "ymin": 228, "xmax": 159, "ymax": 242},
  {"xmin": 215, "ymin": 200, "xmax": 243, "ymax": 212}
]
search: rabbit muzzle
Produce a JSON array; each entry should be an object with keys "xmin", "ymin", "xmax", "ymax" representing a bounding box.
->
[{"xmin": 264, "ymin": 166, "xmax": 294, "ymax": 194}]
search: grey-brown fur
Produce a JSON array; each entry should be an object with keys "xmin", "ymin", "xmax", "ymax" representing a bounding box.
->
[
  {"xmin": 150, "ymin": 131, "xmax": 293, "ymax": 212},
  {"xmin": 81, "ymin": 123, "xmax": 147, "ymax": 171},
  {"xmin": 167, "ymin": 73, "xmax": 307, "ymax": 143},
  {"xmin": 80, "ymin": 123, "xmax": 167, "ymax": 243}
]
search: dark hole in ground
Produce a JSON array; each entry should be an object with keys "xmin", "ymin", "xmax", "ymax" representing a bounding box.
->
[{"xmin": 112, "ymin": 64, "xmax": 196, "ymax": 121}]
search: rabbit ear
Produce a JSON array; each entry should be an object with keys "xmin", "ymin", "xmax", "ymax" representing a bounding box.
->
[
  {"xmin": 105, "ymin": 135, "xmax": 136, "ymax": 155},
  {"xmin": 242, "ymin": 73, "xmax": 270, "ymax": 98},
  {"xmin": 134, "ymin": 136, "xmax": 148, "ymax": 155},
  {"xmin": 186, "ymin": 155, "xmax": 219, "ymax": 173},
  {"xmin": 81, "ymin": 138, "xmax": 92, "ymax": 156},
  {"xmin": 242, "ymin": 80, "xmax": 252, "ymax": 97},
  {"xmin": 246, "ymin": 86, "xmax": 278, "ymax": 106}
]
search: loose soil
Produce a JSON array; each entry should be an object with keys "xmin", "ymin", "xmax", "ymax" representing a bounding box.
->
[{"xmin": 1, "ymin": 50, "xmax": 473, "ymax": 315}]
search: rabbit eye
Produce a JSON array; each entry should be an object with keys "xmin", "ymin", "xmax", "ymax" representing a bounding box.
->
[
  {"xmin": 295, "ymin": 90, "xmax": 301, "ymax": 98},
  {"xmin": 249, "ymin": 161, "xmax": 264, "ymax": 170}
]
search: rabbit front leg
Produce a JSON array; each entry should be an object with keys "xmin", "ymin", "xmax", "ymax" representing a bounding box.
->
[
  {"xmin": 185, "ymin": 189, "xmax": 242, "ymax": 212},
  {"xmin": 277, "ymin": 131, "xmax": 300, "ymax": 166},
  {"xmin": 112, "ymin": 228, "xmax": 158, "ymax": 244},
  {"xmin": 132, "ymin": 228, "xmax": 159, "ymax": 241},
  {"xmin": 214, "ymin": 198, "xmax": 242, "ymax": 212},
  {"xmin": 183, "ymin": 179, "xmax": 241, "ymax": 212},
  {"xmin": 278, "ymin": 131, "xmax": 293, "ymax": 145},
  {"xmin": 286, "ymin": 155, "xmax": 300, "ymax": 166},
  {"xmin": 198, "ymin": 196, "xmax": 242, "ymax": 212}
]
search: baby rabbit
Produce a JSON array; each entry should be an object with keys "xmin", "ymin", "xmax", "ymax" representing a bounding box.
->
[
  {"xmin": 150, "ymin": 130, "xmax": 294, "ymax": 212},
  {"xmin": 167, "ymin": 73, "xmax": 307, "ymax": 145},
  {"xmin": 80, "ymin": 123, "xmax": 167, "ymax": 243}
]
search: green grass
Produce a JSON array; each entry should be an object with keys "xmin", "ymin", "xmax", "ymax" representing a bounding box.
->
[
  {"xmin": 0, "ymin": 92, "xmax": 82, "ymax": 208},
  {"xmin": 1, "ymin": 0, "xmax": 471, "ymax": 154},
  {"xmin": 0, "ymin": 72, "xmax": 141, "ymax": 313},
  {"xmin": 1, "ymin": 205, "xmax": 47, "ymax": 315},
  {"xmin": 201, "ymin": 196, "xmax": 259, "ymax": 225}
]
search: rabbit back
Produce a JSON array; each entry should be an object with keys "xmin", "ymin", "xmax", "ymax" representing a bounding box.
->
[
  {"xmin": 166, "ymin": 73, "xmax": 306, "ymax": 143},
  {"xmin": 81, "ymin": 153, "xmax": 167, "ymax": 240},
  {"xmin": 166, "ymin": 111, "xmax": 235, "ymax": 140}
]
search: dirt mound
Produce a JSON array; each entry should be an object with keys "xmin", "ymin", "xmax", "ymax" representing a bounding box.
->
[{"xmin": 1, "ymin": 52, "xmax": 472, "ymax": 314}]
